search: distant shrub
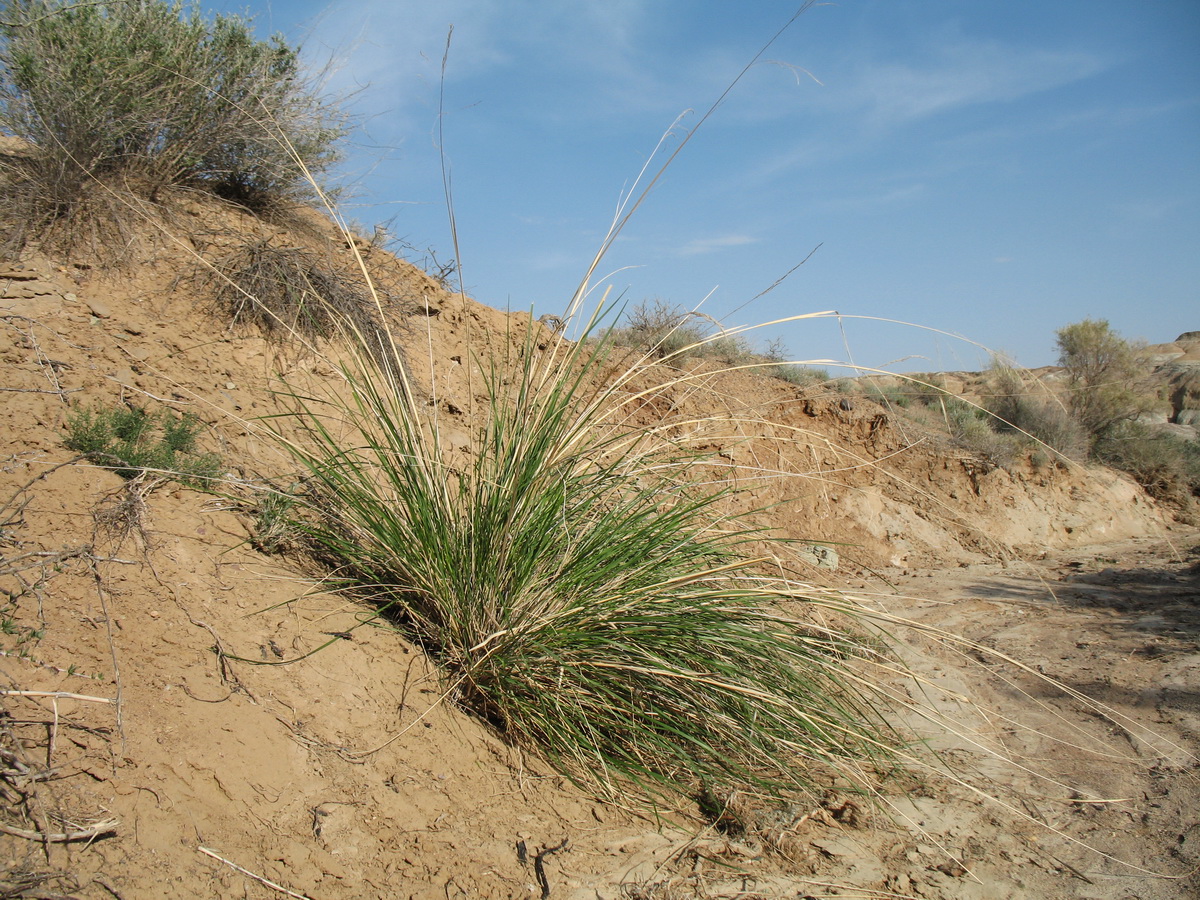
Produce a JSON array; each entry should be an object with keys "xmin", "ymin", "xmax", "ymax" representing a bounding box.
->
[
  {"xmin": 985, "ymin": 360, "xmax": 1088, "ymax": 459},
  {"xmin": 1056, "ymin": 319, "xmax": 1160, "ymax": 442},
  {"xmin": 906, "ymin": 375, "xmax": 950, "ymax": 406},
  {"xmin": 1093, "ymin": 421, "xmax": 1200, "ymax": 503},
  {"xmin": 610, "ymin": 301, "xmax": 827, "ymax": 386},
  {"xmin": 865, "ymin": 383, "xmax": 911, "ymax": 408},
  {"xmin": 0, "ymin": 0, "xmax": 347, "ymax": 247},
  {"xmin": 64, "ymin": 403, "xmax": 222, "ymax": 489},
  {"xmin": 705, "ymin": 332, "xmax": 756, "ymax": 366},
  {"xmin": 925, "ymin": 395, "xmax": 1022, "ymax": 466},
  {"xmin": 768, "ymin": 363, "xmax": 828, "ymax": 386},
  {"xmin": 612, "ymin": 299, "xmax": 712, "ymax": 360}
]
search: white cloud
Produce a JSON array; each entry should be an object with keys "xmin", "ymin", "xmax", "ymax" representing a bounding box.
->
[
  {"xmin": 301, "ymin": 0, "xmax": 666, "ymax": 137},
  {"xmin": 844, "ymin": 36, "xmax": 1110, "ymax": 128}
]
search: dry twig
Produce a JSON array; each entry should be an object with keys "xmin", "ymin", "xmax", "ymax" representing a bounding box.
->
[
  {"xmin": 0, "ymin": 818, "xmax": 117, "ymax": 843},
  {"xmin": 198, "ymin": 846, "xmax": 313, "ymax": 900}
]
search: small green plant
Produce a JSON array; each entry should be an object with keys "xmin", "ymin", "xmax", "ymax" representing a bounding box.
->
[
  {"xmin": 250, "ymin": 482, "xmax": 302, "ymax": 554},
  {"xmin": 64, "ymin": 403, "xmax": 222, "ymax": 489},
  {"xmin": 0, "ymin": 0, "xmax": 348, "ymax": 249}
]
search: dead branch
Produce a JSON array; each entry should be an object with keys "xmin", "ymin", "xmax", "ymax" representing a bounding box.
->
[{"xmin": 0, "ymin": 818, "xmax": 117, "ymax": 843}]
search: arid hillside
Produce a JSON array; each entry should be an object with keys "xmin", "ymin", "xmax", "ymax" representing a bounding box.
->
[{"xmin": 1, "ymin": 197, "xmax": 1197, "ymax": 899}]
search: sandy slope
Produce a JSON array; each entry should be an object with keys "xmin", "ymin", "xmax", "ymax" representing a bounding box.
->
[{"xmin": 0, "ymin": 202, "xmax": 1195, "ymax": 899}]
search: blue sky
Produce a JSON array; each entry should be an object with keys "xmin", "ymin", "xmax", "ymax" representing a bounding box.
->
[{"xmin": 216, "ymin": 0, "xmax": 1197, "ymax": 372}]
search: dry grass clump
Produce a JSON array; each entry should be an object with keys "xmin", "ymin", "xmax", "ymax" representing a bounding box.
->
[
  {"xmin": 204, "ymin": 237, "xmax": 400, "ymax": 372},
  {"xmin": 611, "ymin": 299, "xmax": 830, "ymax": 387}
]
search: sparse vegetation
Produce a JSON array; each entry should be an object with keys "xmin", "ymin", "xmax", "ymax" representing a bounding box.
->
[
  {"xmin": 0, "ymin": 0, "xmax": 347, "ymax": 250},
  {"xmin": 768, "ymin": 362, "xmax": 829, "ymax": 385},
  {"xmin": 611, "ymin": 299, "xmax": 829, "ymax": 386},
  {"xmin": 64, "ymin": 403, "xmax": 222, "ymax": 488},
  {"xmin": 985, "ymin": 357, "xmax": 1089, "ymax": 459},
  {"xmin": 845, "ymin": 329, "xmax": 1195, "ymax": 492}
]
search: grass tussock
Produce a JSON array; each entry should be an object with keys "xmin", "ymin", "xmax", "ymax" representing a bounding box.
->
[
  {"xmin": 273, "ymin": 308, "xmax": 903, "ymax": 807},
  {"xmin": 204, "ymin": 237, "xmax": 401, "ymax": 372}
]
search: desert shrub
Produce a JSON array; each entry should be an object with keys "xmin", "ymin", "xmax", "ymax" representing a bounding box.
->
[
  {"xmin": 938, "ymin": 396, "xmax": 1023, "ymax": 466},
  {"xmin": 865, "ymin": 382, "xmax": 911, "ymax": 408},
  {"xmin": 611, "ymin": 298, "xmax": 764, "ymax": 366},
  {"xmin": 1093, "ymin": 421, "xmax": 1200, "ymax": 502},
  {"xmin": 277, "ymin": 315, "xmax": 904, "ymax": 807},
  {"xmin": 986, "ymin": 360, "xmax": 1088, "ymax": 459},
  {"xmin": 64, "ymin": 403, "xmax": 222, "ymax": 488},
  {"xmin": 0, "ymin": 0, "xmax": 347, "ymax": 246},
  {"xmin": 205, "ymin": 238, "xmax": 401, "ymax": 374},
  {"xmin": 612, "ymin": 299, "xmax": 712, "ymax": 360},
  {"xmin": 1056, "ymin": 319, "xmax": 1160, "ymax": 442}
]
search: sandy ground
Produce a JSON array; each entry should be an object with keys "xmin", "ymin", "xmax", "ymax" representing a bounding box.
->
[{"xmin": 0, "ymin": 205, "xmax": 1196, "ymax": 899}]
